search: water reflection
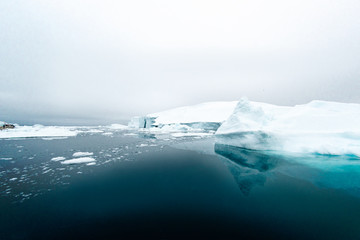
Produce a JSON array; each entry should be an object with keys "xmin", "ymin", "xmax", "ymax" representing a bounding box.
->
[
  {"xmin": 214, "ymin": 144, "xmax": 279, "ymax": 172},
  {"xmin": 215, "ymin": 143, "xmax": 360, "ymax": 198},
  {"xmin": 214, "ymin": 144, "xmax": 282, "ymax": 195}
]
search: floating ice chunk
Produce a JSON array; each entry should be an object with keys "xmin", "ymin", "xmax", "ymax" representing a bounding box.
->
[
  {"xmin": 72, "ymin": 152, "xmax": 93, "ymax": 157},
  {"xmin": 216, "ymin": 98, "xmax": 360, "ymax": 157},
  {"xmin": 61, "ymin": 157, "xmax": 96, "ymax": 165},
  {"xmin": 107, "ymin": 124, "xmax": 128, "ymax": 130},
  {"xmin": 51, "ymin": 156, "xmax": 66, "ymax": 161},
  {"xmin": 42, "ymin": 137, "xmax": 68, "ymax": 140},
  {"xmin": 0, "ymin": 157, "xmax": 13, "ymax": 161},
  {"xmin": 84, "ymin": 129, "xmax": 103, "ymax": 133},
  {"xmin": 102, "ymin": 132, "xmax": 113, "ymax": 136},
  {"xmin": 9, "ymin": 178, "xmax": 17, "ymax": 181},
  {"xmin": 43, "ymin": 169, "xmax": 52, "ymax": 174},
  {"xmin": 171, "ymin": 132, "xmax": 213, "ymax": 137},
  {"xmin": 86, "ymin": 162, "xmax": 96, "ymax": 166},
  {"xmin": 124, "ymin": 133, "xmax": 137, "ymax": 136}
]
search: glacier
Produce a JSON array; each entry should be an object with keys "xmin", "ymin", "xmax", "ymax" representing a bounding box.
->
[
  {"xmin": 216, "ymin": 98, "xmax": 360, "ymax": 157},
  {"xmin": 128, "ymin": 101, "xmax": 237, "ymax": 132}
]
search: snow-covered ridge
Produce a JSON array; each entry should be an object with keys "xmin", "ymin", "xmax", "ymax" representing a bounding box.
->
[
  {"xmin": 216, "ymin": 98, "xmax": 360, "ymax": 157},
  {"xmin": 128, "ymin": 101, "xmax": 237, "ymax": 131}
]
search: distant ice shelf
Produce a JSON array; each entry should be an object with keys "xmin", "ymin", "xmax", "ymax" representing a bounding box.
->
[
  {"xmin": 0, "ymin": 125, "xmax": 79, "ymax": 139},
  {"xmin": 128, "ymin": 101, "xmax": 238, "ymax": 132},
  {"xmin": 0, "ymin": 124, "xmax": 128, "ymax": 139}
]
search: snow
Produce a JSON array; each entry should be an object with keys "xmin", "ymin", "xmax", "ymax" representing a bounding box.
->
[
  {"xmin": 51, "ymin": 157, "xmax": 66, "ymax": 161},
  {"xmin": 0, "ymin": 125, "xmax": 79, "ymax": 139},
  {"xmin": 149, "ymin": 101, "xmax": 237, "ymax": 125},
  {"xmin": 216, "ymin": 98, "xmax": 360, "ymax": 157},
  {"xmin": 61, "ymin": 157, "xmax": 96, "ymax": 165},
  {"xmin": 72, "ymin": 152, "xmax": 93, "ymax": 157}
]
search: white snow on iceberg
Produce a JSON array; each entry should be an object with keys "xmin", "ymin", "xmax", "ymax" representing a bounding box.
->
[
  {"xmin": 129, "ymin": 101, "xmax": 237, "ymax": 131},
  {"xmin": 216, "ymin": 98, "xmax": 360, "ymax": 157}
]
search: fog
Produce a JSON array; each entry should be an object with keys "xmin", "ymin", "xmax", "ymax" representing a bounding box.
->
[{"xmin": 1, "ymin": 0, "xmax": 360, "ymax": 125}]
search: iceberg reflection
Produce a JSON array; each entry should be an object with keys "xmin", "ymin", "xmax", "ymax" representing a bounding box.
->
[
  {"xmin": 215, "ymin": 143, "xmax": 360, "ymax": 198},
  {"xmin": 214, "ymin": 144, "xmax": 282, "ymax": 195}
]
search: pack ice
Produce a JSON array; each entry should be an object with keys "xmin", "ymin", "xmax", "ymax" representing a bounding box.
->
[
  {"xmin": 128, "ymin": 101, "xmax": 237, "ymax": 131},
  {"xmin": 216, "ymin": 98, "xmax": 360, "ymax": 157}
]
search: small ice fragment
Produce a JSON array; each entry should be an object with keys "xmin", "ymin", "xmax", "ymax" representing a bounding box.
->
[
  {"xmin": 9, "ymin": 178, "xmax": 17, "ymax": 181},
  {"xmin": 43, "ymin": 169, "xmax": 51, "ymax": 174},
  {"xmin": 102, "ymin": 132, "xmax": 113, "ymax": 135},
  {"xmin": 86, "ymin": 162, "xmax": 96, "ymax": 166},
  {"xmin": 124, "ymin": 133, "xmax": 137, "ymax": 136},
  {"xmin": 61, "ymin": 157, "xmax": 96, "ymax": 165},
  {"xmin": 0, "ymin": 158, "xmax": 13, "ymax": 161},
  {"xmin": 51, "ymin": 156, "xmax": 66, "ymax": 161},
  {"xmin": 72, "ymin": 152, "xmax": 93, "ymax": 157}
]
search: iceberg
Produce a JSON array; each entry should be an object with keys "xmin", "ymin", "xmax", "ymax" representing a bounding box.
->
[
  {"xmin": 129, "ymin": 101, "xmax": 237, "ymax": 131},
  {"xmin": 216, "ymin": 98, "xmax": 360, "ymax": 157}
]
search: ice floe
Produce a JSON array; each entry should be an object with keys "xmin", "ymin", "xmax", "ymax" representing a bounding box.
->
[
  {"xmin": 72, "ymin": 152, "xmax": 93, "ymax": 157},
  {"xmin": 61, "ymin": 157, "xmax": 96, "ymax": 165},
  {"xmin": 50, "ymin": 157, "xmax": 66, "ymax": 161}
]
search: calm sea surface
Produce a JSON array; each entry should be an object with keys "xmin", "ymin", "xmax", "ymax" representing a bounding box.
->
[{"xmin": 1, "ymin": 131, "xmax": 360, "ymax": 239}]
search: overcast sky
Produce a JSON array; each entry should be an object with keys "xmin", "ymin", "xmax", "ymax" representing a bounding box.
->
[{"xmin": 1, "ymin": 0, "xmax": 360, "ymax": 125}]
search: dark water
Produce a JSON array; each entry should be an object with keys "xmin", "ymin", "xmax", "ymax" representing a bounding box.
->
[{"xmin": 1, "ymin": 132, "xmax": 360, "ymax": 239}]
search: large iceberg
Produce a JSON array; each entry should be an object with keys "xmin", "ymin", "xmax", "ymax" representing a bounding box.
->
[
  {"xmin": 216, "ymin": 98, "xmax": 360, "ymax": 157},
  {"xmin": 128, "ymin": 101, "xmax": 237, "ymax": 131}
]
